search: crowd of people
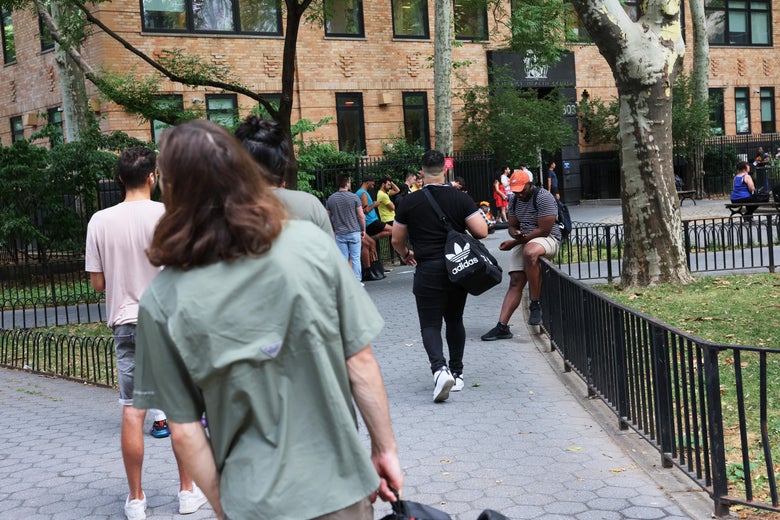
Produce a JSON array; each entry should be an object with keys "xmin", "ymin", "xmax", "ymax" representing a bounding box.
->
[{"xmin": 86, "ymin": 115, "xmax": 564, "ymax": 519}]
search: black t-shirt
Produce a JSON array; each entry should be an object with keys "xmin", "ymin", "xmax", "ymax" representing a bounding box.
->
[{"xmin": 394, "ymin": 184, "xmax": 479, "ymax": 262}]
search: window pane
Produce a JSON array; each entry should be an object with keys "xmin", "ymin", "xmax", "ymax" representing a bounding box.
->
[
  {"xmin": 706, "ymin": 10, "xmax": 726, "ymax": 43},
  {"xmin": 325, "ymin": 0, "xmax": 364, "ymax": 36},
  {"xmin": 151, "ymin": 95, "xmax": 183, "ymax": 143},
  {"xmin": 2, "ymin": 10, "xmax": 15, "ymax": 63},
  {"xmin": 10, "ymin": 116, "xmax": 24, "ymax": 143},
  {"xmin": 47, "ymin": 108, "xmax": 63, "ymax": 146},
  {"xmin": 403, "ymin": 92, "xmax": 430, "ymax": 149},
  {"xmin": 143, "ymin": 0, "xmax": 186, "ymax": 29},
  {"xmin": 335, "ymin": 93, "xmax": 365, "ymax": 153},
  {"xmin": 207, "ymin": 95, "xmax": 238, "ymax": 128},
  {"xmin": 454, "ymin": 0, "xmax": 487, "ymax": 40},
  {"xmin": 727, "ymin": 10, "xmax": 747, "ymax": 44},
  {"xmin": 239, "ymin": 0, "xmax": 281, "ymax": 33},
  {"xmin": 39, "ymin": 0, "xmax": 54, "ymax": 50},
  {"xmin": 392, "ymin": 0, "xmax": 428, "ymax": 38},
  {"xmin": 735, "ymin": 89, "xmax": 750, "ymax": 134},
  {"xmin": 193, "ymin": 0, "xmax": 235, "ymax": 31},
  {"xmin": 760, "ymin": 88, "xmax": 774, "ymax": 133},
  {"xmin": 750, "ymin": 11, "xmax": 769, "ymax": 44},
  {"xmin": 708, "ymin": 88, "xmax": 725, "ymax": 136}
]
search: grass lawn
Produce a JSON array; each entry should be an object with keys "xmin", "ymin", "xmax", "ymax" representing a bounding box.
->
[{"xmin": 598, "ymin": 273, "xmax": 780, "ymax": 514}]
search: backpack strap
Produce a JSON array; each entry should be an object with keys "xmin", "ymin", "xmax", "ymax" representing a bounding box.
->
[{"xmin": 422, "ymin": 188, "xmax": 453, "ymax": 231}]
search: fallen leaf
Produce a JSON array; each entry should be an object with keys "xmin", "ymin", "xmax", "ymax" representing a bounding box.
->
[
  {"xmin": 611, "ymin": 467, "xmax": 625, "ymax": 473},
  {"xmin": 567, "ymin": 446, "xmax": 583, "ymax": 451},
  {"xmin": 440, "ymin": 459, "xmax": 451, "ymax": 464}
]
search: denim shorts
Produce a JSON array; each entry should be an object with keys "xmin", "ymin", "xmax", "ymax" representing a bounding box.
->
[{"xmin": 113, "ymin": 323, "xmax": 137, "ymax": 406}]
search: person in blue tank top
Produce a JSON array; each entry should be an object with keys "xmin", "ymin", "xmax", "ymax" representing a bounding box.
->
[
  {"xmin": 730, "ymin": 161, "xmax": 760, "ymax": 221},
  {"xmin": 356, "ymin": 178, "xmax": 392, "ymax": 281}
]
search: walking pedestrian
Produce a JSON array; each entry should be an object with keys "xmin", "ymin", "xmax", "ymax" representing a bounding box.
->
[{"xmin": 391, "ymin": 149, "xmax": 488, "ymax": 402}]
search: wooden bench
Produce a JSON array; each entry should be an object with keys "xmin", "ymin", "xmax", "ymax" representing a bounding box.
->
[
  {"xmin": 677, "ymin": 190, "xmax": 696, "ymax": 206},
  {"xmin": 725, "ymin": 201, "xmax": 780, "ymax": 216}
]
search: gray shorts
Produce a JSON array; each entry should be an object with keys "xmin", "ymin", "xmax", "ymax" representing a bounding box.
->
[{"xmin": 113, "ymin": 323, "xmax": 137, "ymax": 406}]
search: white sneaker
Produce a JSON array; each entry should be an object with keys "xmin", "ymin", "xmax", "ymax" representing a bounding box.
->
[
  {"xmin": 124, "ymin": 493, "xmax": 147, "ymax": 520},
  {"xmin": 452, "ymin": 373, "xmax": 464, "ymax": 392},
  {"xmin": 179, "ymin": 483, "xmax": 208, "ymax": 514},
  {"xmin": 432, "ymin": 367, "xmax": 455, "ymax": 402}
]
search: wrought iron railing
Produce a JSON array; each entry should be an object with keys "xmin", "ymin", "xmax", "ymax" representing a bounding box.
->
[
  {"xmin": 541, "ymin": 261, "xmax": 780, "ymax": 517},
  {"xmin": 0, "ymin": 328, "xmax": 114, "ymax": 387}
]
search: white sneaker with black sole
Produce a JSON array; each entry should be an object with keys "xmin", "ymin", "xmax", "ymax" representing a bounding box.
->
[
  {"xmin": 452, "ymin": 373, "xmax": 464, "ymax": 392},
  {"xmin": 432, "ymin": 366, "xmax": 455, "ymax": 402}
]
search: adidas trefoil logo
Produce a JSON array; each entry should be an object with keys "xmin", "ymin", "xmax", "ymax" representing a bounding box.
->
[{"xmin": 445, "ymin": 241, "xmax": 471, "ymax": 263}]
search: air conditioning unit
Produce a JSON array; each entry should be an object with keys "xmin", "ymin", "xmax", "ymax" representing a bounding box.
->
[
  {"xmin": 23, "ymin": 113, "xmax": 41, "ymax": 127},
  {"xmin": 378, "ymin": 92, "xmax": 392, "ymax": 106}
]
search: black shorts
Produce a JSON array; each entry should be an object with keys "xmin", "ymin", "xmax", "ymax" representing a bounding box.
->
[{"xmin": 366, "ymin": 220, "xmax": 387, "ymax": 236}]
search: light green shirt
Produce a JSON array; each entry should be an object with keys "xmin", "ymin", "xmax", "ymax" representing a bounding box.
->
[{"xmin": 134, "ymin": 220, "xmax": 383, "ymax": 519}]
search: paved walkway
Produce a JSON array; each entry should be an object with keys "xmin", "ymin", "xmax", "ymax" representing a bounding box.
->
[{"xmin": 0, "ymin": 217, "xmax": 716, "ymax": 519}]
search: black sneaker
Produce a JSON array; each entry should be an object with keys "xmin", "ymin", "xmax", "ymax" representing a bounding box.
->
[
  {"xmin": 481, "ymin": 322, "xmax": 512, "ymax": 341},
  {"xmin": 528, "ymin": 301, "xmax": 542, "ymax": 326}
]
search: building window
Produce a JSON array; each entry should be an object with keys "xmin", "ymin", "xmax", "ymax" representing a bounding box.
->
[
  {"xmin": 562, "ymin": 3, "xmax": 590, "ymax": 43},
  {"xmin": 150, "ymin": 95, "xmax": 184, "ymax": 143},
  {"xmin": 705, "ymin": 0, "xmax": 771, "ymax": 46},
  {"xmin": 254, "ymin": 93, "xmax": 281, "ymax": 119},
  {"xmin": 47, "ymin": 107, "xmax": 63, "ymax": 146},
  {"xmin": 2, "ymin": 9, "xmax": 15, "ymax": 64},
  {"xmin": 10, "ymin": 116, "xmax": 23, "ymax": 143},
  {"xmin": 142, "ymin": 0, "xmax": 282, "ymax": 35},
  {"xmin": 392, "ymin": 0, "xmax": 428, "ymax": 39},
  {"xmin": 335, "ymin": 93, "xmax": 366, "ymax": 153},
  {"xmin": 734, "ymin": 88, "xmax": 750, "ymax": 134},
  {"xmin": 454, "ymin": 0, "xmax": 487, "ymax": 40},
  {"xmin": 760, "ymin": 87, "xmax": 775, "ymax": 133},
  {"xmin": 39, "ymin": 0, "xmax": 54, "ymax": 51},
  {"xmin": 708, "ymin": 88, "xmax": 725, "ymax": 136},
  {"xmin": 206, "ymin": 94, "xmax": 239, "ymax": 128},
  {"xmin": 403, "ymin": 92, "xmax": 430, "ymax": 150},
  {"xmin": 324, "ymin": 0, "xmax": 364, "ymax": 37}
]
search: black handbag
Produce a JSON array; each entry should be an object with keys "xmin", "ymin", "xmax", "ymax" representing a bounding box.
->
[
  {"xmin": 379, "ymin": 490, "xmax": 452, "ymax": 520},
  {"xmin": 423, "ymin": 189, "xmax": 502, "ymax": 296}
]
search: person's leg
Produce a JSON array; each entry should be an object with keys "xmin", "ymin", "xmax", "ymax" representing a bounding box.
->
[
  {"xmin": 347, "ymin": 232, "xmax": 363, "ymax": 281},
  {"xmin": 522, "ymin": 242, "xmax": 547, "ymax": 302},
  {"xmin": 121, "ymin": 405, "xmax": 147, "ymax": 501},
  {"xmin": 443, "ymin": 283, "xmax": 468, "ymax": 376},
  {"xmin": 498, "ymin": 270, "xmax": 528, "ymax": 323},
  {"xmin": 414, "ymin": 271, "xmax": 447, "ymax": 372},
  {"xmin": 334, "ymin": 233, "xmax": 350, "ymax": 262}
]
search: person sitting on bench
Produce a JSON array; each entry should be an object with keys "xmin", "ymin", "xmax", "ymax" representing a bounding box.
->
[{"xmin": 730, "ymin": 160, "xmax": 761, "ymax": 221}]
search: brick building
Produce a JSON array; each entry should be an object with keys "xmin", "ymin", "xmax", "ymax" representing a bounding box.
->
[{"xmin": 2, "ymin": 0, "xmax": 780, "ymax": 202}]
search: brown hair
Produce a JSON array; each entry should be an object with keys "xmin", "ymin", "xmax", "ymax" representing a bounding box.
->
[{"xmin": 148, "ymin": 120, "xmax": 285, "ymax": 269}]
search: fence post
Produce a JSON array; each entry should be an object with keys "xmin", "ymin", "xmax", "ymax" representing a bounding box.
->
[
  {"xmin": 683, "ymin": 220, "xmax": 691, "ymax": 269},
  {"xmin": 767, "ymin": 216, "xmax": 775, "ymax": 273},
  {"xmin": 605, "ymin": 225, "xmax": 613, "ymax": 283},
  {"xmin": 703, "ymin": 344, "xmax": 730, "ymax": 517},
  {"xmin": 651, "ymin": 324, "xmax": 674, "ymax": 468},
  {"xmin": 612, "ymin": 305, "xmax": 629, "ymax": 431}
]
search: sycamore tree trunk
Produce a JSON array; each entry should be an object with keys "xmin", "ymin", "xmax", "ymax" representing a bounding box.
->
[
  {"xmin": 571, "ymin": 0, "xmax": 693, "ymax": 286},
  {"xmin": 50, "ymin": 0, "xmax": 91, "ymax": 142},
  {"xmin": 689, "ymin": 0, "xmax": 709, "ymax": 197},
  {"xmin": 433, "ymin": 0, "xmax": 452, "ymax": 155}
]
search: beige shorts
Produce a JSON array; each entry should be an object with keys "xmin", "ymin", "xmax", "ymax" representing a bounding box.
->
[
  {"xmin": 311, "ymin": 498, "xmax": 373, "ymax": 520},
  {"xmin": 508, "ymin": 236, "xmax": 560, "ymax": 272}
]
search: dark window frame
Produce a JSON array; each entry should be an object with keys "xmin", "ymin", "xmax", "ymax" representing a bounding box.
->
[
  {"xmin": 38, "ymin": 0, "xmax": 54, "ymax": 51},
  {"xmin": 454, "ymin": 0, "xmax": 488, "ymax": 41},
  {"xmin": 335, "ymin": 92, "xmax": 366, "ymax": 154},
  {"xmin": 140, "ymin": 0, "xmax": 283, "ymax": 36},
  {"xmin": 47, "ymin": 107, "xmax": 63, "ymax": 146},
  {"xmin": 206, "ymin": 93, "xmax": 239, "ymax": 128},
  {"xmin": 150, "ymin": 94, "xmax": 184, "ymax": 143},
  {"xmin": 402, "ymin": 91, "xmax": 430, "ymax": 150},
  {"xmin": 391, "ymin": 0, "xmax": 429, "ymax": 39},
  {"xmin": 324, "ymin": 0, "xmax": 365, "ymax": 37},
  {"xmin": 2, "ymin": 8, "xmax": 15, "ymax": 64},
  {"xmin": 760, "ymin": 87, "xmax": 775, "ymax": 134},
  {"xmin": 708, "ymin": 88, "xmax": 725, "ymax": 136},
  {"xmin": 704, "ymin": 0, "xmax": 772, "ymax": 46},
  {"xmin": 734, "ymin": 87, "xmax": 751, "ymax": 134},
  {"xmin": 10, "ymin": 116, "xmax": 24, "ymax": 143}
]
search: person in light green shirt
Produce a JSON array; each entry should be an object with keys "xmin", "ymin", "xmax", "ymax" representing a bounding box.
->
[{"xmin": 133, "ymin": 120, "xmax": 402, "ymax": 520}]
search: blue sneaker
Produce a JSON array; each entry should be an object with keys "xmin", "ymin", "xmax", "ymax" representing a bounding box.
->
[{"xmin": 150, "ymin": 419, "xmax": 170, "ymax": 438}]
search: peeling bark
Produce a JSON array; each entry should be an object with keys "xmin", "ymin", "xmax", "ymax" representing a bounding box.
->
[
  {"xmin": 433, "ymin": 0, "xmax": 452, "ymax": 155},
  {"xmin": 571, "ymin": 0, "xmax": 693, "ymax": 286}
]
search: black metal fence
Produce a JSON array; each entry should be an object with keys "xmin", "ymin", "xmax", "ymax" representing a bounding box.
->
[
  {"xmin": 701, "ymin": 134, "xmax": 780, "ymax": 196},
  {"xmin": 0, "ymin": 328, "xmax": 115, "ymax": 387},
  {"xmin": 540, "ymin": 260, "xmax": 780, "ymax": 516},
  {"xmin": 556, "ymin": 215, "xmax": 779, "ymax": 282}
]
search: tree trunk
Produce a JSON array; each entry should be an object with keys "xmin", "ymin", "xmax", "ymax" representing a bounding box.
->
[
  {"xmin": 689, "ymin": 0, "xmax": 709, "ymax": 197},
  {"xmin": 433, "ymin": 0, "xmax": 452, "ymax": 155},
  {"xmin": 618, "ymin": 83, "xmax": 692, "ymax": 285},
  {"xmin": 571, "ymin": 0, "xmax": 693, "ymax": 286},
  {"xmin": 50, "ymin": 0, "xmax": 91, "ymax": 142}
]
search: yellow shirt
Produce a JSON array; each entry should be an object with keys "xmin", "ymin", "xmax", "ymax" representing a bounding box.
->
[{"xmin": 376, "ymin": 189, "xmax": 395, "ymax": 223}]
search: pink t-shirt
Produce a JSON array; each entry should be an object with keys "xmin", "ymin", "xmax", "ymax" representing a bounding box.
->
[{"xmin": 85, "ymin": 200, "xmax": 165, "ymax": 327}]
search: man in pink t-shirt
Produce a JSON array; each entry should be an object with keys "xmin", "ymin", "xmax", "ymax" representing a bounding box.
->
[{"xmin": 85, "ymin": 147, "xmax": 207, "ymax": 520}]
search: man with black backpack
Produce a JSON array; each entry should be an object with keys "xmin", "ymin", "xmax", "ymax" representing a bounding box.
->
[{"xmin": 481, "ymin": 169, "xmax": 561, "ymax": 340}]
